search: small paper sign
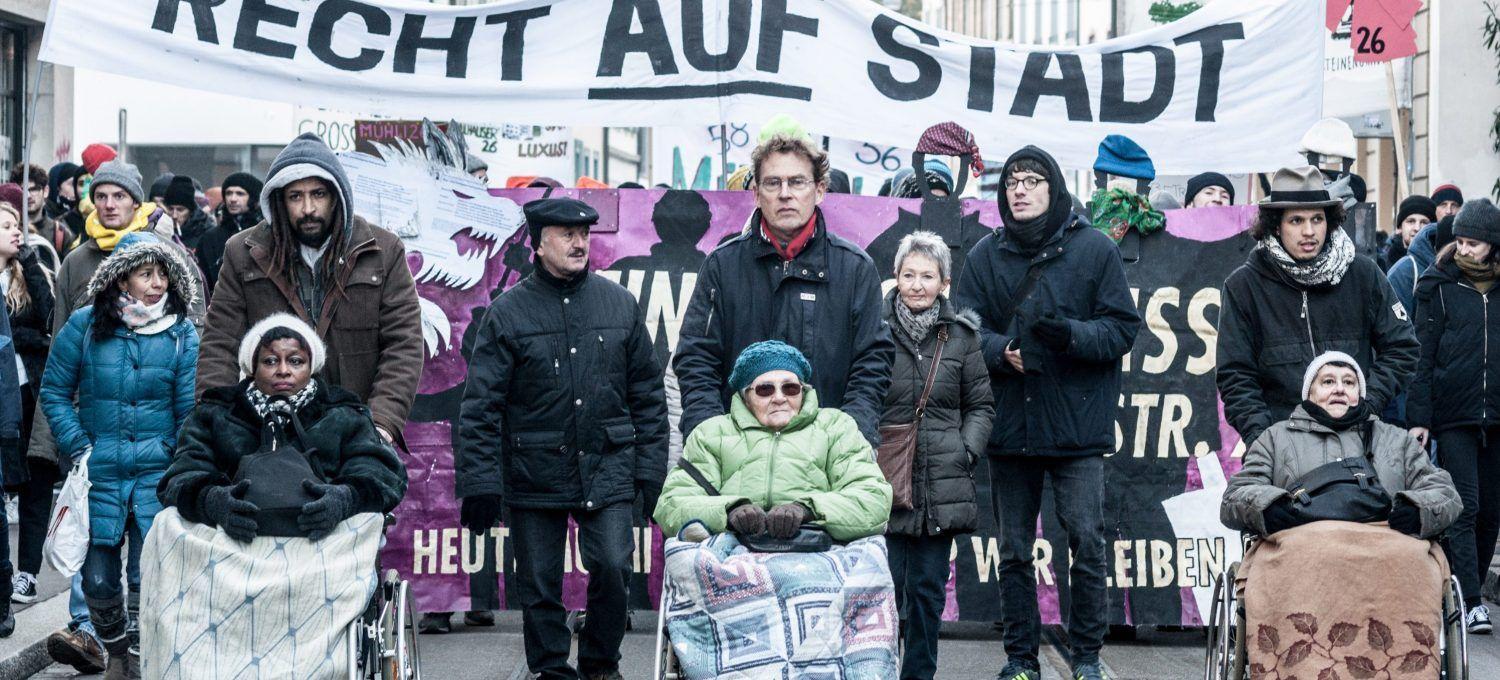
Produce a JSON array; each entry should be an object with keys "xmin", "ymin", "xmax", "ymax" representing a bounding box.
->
[{"xmin": 1351, "ymin": 0, "xmax": 1420, "ymax": 63}]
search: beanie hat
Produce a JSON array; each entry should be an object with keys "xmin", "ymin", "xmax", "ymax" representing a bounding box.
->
[
  {"xmin": 1184, "ymin": 172, "xmax": 1234, "ymax": 205},
  {"xmin": 1432, "ymin": 184, "xmax": 1464, "ymax": 207},
  {"xmin": 238, "ymin": 313, "xmax": 327, "ymax": 377},
  {"xmin": 89, "ymin": 160, "xmax": 144, "ymax": 204},
  {"xmin": 163, "ymin": 176, "xmax": 198, "ymax": 210},
  {"xmin": 220, "ymin": 172, "xmax": 264, "ymax": 205},
  {"xmin": 728, "ymin": 340, "xmax": 812, "ymax": 394},
  {"xmin": 0, "ymin": 183, "xmax": 22, "ymax": 216},
  {"xmin": 80, "ymin": 143, "xmax": 117, "ymax": 175},
  {"xmin": 149, "ymin": 174, "xmax": 175, "ymax": 201},
  {"xmin": 1093, "ymin": 134, "xmax": 1155, "ymax": 182},
  {"xmin": 1395, "ymin": 195, "xmax": 1437, "ymax": 226},
  {"xmin": 1301, "ymin": 351, "xmax": 1366, "ymax": 400},
  {"xmin": 1453, "ymin": 198, "xmax": 1500, "ymax": 248},
  {"xmin": 1298, "ymin": 118, "xmax": 1357, "ymax": 160}
]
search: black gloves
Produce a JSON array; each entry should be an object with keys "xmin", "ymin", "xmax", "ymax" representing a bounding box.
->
[
  {"xmin": 638, "ymin": 481, "xmax": 663, "ymax": 521},
  {"xmin": 203, "ymin": 480, "xmax": 259, "ymax": 543},
  {"xmin": 728, "ymin": 502, "xmax": 767, "ymax": 535},
  {"xmin": 1262, "ymin": 497, "xmax": 1300, "ymax": 535},
  {"xmin": 1389, "ymin": 499, "xmax": 1423, "ymax": 536},
  {"xmin": 460, "ymin": 494, "xmax": 505, "ymax": 534},
  {"xmin": 299, "ymin": 481, "xmax": 356, "ymax": 540},
  {"xmin": 1031, "ymin": 314, "xmax": 1072, "ymax": 352},
  {"xmin": 766, "ymin": 503, "xmax": 811, "ymax": 538}
]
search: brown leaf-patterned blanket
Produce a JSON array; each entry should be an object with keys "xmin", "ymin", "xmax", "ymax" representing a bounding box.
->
[{"xmin": 1236, "ymin": 520, "xmax": 1449, "ymax": 680}]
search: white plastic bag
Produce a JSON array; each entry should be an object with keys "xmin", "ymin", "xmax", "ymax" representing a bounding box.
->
[{"xmin": 44, "ymin": 451, "xmax": 91, "ymax": 576}]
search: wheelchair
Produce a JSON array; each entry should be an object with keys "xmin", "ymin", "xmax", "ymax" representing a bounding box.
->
[
  {"xmin": 347, "ymin": 516, "xmax": 421, "ymax": 679},
  {"xmin": 1203, "ymin": 537, "xmax": 1468, "ymax": 680},
  {"xmin": 652, "ymin": 580, "xmax": 683, "ymax": 680}
]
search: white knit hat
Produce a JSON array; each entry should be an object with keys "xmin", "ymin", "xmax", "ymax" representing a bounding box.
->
[
  {"xmin": 1301, "ymin": 351, "xmax": 1366, "ymax": 401},
  {"xmin": 1298, "ymin": 118, "xmax": 1357, "ymax": 161},
  {"xmin": 238, "ymin": 313, "xmax": 327, "ymax": 377}
]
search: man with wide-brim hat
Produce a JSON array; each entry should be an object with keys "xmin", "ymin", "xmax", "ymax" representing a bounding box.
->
[{"xmin": 1215, "ymin": 165, "xmax": 1418, "ymax": 448}]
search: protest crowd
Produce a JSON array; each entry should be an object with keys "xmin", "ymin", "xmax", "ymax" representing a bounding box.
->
[{"xmin": 0, "ymin": 2, "xmax": 1494, "ymax": 677}]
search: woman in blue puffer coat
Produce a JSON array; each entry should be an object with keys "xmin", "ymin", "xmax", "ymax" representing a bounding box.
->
[{"xmin": 40, "ymin": 231, "xmax": 199, "ymax": 678}]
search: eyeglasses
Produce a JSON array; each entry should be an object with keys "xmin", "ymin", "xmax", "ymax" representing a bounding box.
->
[
  {"xmin": 757, "ymin": 177, "xmax": 815, "ymax": 193},
  {"xmin": 1004, "ymin": 176, "xmax": 1048, "ymax": 190},
  {"xmin": 751, "ymin": 382, "xmax": 804, "ymax": 398}
]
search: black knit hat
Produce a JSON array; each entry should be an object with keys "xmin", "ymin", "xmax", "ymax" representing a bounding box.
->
[
  {"xmin": 1454, "ymin": 198, "xmax": 1500, "ymax": 247},
  {"xmin": 1185, "ymin": 172, "xmax": 1234, "ymax": 205},
  {"xmin": 1431, "ymin": 184, "xmax": 1464, "ymax": 208},
  {"xmin": 149, "ymin": 173, "xmax": 175, "ymax": 201},
  {"xmin": 221, "ymin": 171, "xmax": 264, "ymax": 206},
  {"xmin": 163, "ymin": 175, "xmax": 197, "ymax": 210},
  {"xmin": 1395, "ymin": 195, "xmax": 1437, "ymax": 226}
]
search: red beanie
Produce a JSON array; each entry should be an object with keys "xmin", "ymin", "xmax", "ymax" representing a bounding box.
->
[
  {"xmin": 0, "ymin": 183, "xmax": 23, "ymax": 216},
  {"xmin": 80, "ymin": 143, "xmax": 118, "ymax": 175}
]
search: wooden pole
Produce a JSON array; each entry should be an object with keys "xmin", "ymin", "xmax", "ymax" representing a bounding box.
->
[{"xmin": 1385, "ymin": 61, "xmax": 1409, "ymax": 196}]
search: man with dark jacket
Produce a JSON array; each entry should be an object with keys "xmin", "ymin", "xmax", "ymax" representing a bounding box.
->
[
  {"xmin": 162, "ymin": 175, "xmax": 214, "ymax": 253},
  {"xmin": 674, "ymin": 133, "xmax": 893, "ymax": 447},
  {"xmin": 1217, "ymin": 166, "xmax": 1419, "ymax": 448},
  {"xmin": 955, "ymin": 146, "xmax": 1140, "ymax": 680},
  {"xmin": 9, "ymin": 163, "xmax": 73, "ymax": 262},
  {"xmin": 198, "ymin": 172, "xmax": 264, "ymax": 297},
  {"xmin": 195, "ymin": 133, "xmax": 423, "ymax": 447},
  {"xmin": 456, "ymin": 197, "xmax": 667, "ymax": 680}
]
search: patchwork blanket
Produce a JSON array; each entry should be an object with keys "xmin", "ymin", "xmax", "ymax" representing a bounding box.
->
[
  {"xmin": 662, "ymin": 533, "xmax": 898, "ymax": 680},
  {"xmin": 138, "ymin": 508, "xmax": 383, "ymax": 679}
]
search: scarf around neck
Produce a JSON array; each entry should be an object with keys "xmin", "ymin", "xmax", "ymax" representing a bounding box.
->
[
  {"xmin": 1301, "ymin": 399, "xmax": 1372, "ymax": 432},
  {"xmin": 116, "ymin": 292, "xmax": 168, "ymax": 329},
  {"xmin": 1260, "ymin": 227, "xmax": 1356, "ymax": 289},
  {"xmin": 1455, "ymin": 252, "xmax": 1500, "ymax": 293},
  {"xmin": 246, "ymin": 380, "xmax": 318, "ymax": 420},
  {"xmin": 86, "ymin": 203, "xmax": 161, "ymax": 251},
  {"xmin": 894, "ymin": 295, "xmax": 942, "ymax": 344}
]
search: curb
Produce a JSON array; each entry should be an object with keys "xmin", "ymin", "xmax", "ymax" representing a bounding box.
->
[{"xmin": 0, "ymin": 591, "xmax": 72, "ymax": 680}]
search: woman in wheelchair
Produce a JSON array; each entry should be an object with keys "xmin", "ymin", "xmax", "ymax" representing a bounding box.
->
[
  {"xmin": 139, "ymin": 314, "xmax": 407, "ymax": 678},
  {"xmin": 653, "ymin": 340, "xmax": 892, "ymax": 543},
  {"xmin": 1222, "ymin": 351, "xmax": 1460, "ymax": 538}
]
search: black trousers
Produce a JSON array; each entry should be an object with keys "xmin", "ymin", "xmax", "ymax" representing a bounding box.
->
[
  {"xmin": 888, "ymin": 534, "xmax": 951, "ymax": 680},
  {"xmin": 1438, "ymin": 426, "xmax": 1500, "ymax": 607},
  {"xmin": 509, "ymin": 503, "xmax": 633, "ymax": 680}
]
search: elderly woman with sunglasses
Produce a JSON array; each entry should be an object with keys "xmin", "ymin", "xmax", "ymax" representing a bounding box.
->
[{"xmin": 654, "ymin": 340, "xmax": 892, "ymax": 542}]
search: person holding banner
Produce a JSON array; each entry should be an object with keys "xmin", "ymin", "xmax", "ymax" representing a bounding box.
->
[
  {"xmin": 955, "ymin": 146, "xmax": 1140, "ymax": 680},
  {"xmin": 674, "ymin": 133, "xmax": 894, "ymax": 449},
  {"xmin": 1215, "ymin": 166, "xmax": 1418, "ymax": 450},
  {"xmin": 1184, "ymin": 172, "xmax": 1235, "ymax": 208},
  {"xmin": 456, "ymin": 197, "xmax": 668, "ymax": 680}
]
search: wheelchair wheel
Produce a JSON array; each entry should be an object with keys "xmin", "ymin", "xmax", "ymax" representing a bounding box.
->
[
  {"xmin": 1204, "ymin": 563, "xmax": 1246, "ymax": 680},
  {"xmin": 1442, "ymin": 575, "xmax": 1469, "ymax": 680},
  {"xmin": 653, "ymin": 587, "xmax": 681, "ymax": 680},
  {"xmin": 379, "ymin": 572, "xmax": 421, "ymax": 680}
]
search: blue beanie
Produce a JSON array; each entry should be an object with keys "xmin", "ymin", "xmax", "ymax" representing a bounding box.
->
[
  {"xmin": 728, "ymin": 341, "xmax": 812, "ymax": 393},
  {"xmin": 1093, "ymin": 134, "xmax": 1155, "ymax": 182}
]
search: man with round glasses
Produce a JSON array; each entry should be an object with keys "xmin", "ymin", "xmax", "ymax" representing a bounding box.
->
[{"xmin": 675, "ymin": 133, "xmax": 894, "ymax": 450}]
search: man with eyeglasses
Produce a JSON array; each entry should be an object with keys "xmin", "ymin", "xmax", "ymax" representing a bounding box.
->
[
  {"xmin": 955, "ymin": 146, "xmax": 1141, "ymax": 680},
  {"xmin": 675, "ymin": 133, "xmax": 894, "ymax": 449},
  {"xmin": 455, "ymin": 197, "xmax": 667, "ymax": 680}
]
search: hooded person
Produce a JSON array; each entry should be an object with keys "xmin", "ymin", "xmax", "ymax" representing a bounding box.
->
[
  {"xmin": 954, "ymin": 145, "xmax": 1141, "ymax": 680},
  {"xmin": 162, "ymin": 176, "xmax": 213, "ymax": 253},
  {"xmin": 195, "ymin": 132, "xmax": 423, "ymax": 448},
  {"xmin": 1216, "ymin": 166, "xmax": 1419, "ymax": 449},
  {"xmin": 50, "ymin": 160, "xmax": 203, "ymax": 334},
  {"xmin": 198, "ymin": 172, "xmax": 264, "ymax": 297}
]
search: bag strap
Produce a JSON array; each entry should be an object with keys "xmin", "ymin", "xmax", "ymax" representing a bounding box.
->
[
  {"xmin": 999, "ymin": 258, "xmax": 1050, "ymax": 330},
  {"xmin": 676, "ymin": 458, "xmax": 720, "ymax": 496},
  {"xmin": 914, "ymin": 326, "xmax": 949, "ymax": 419}
]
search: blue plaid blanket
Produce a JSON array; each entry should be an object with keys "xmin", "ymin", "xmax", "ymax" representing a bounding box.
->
[{"xmin": 662, "ymin": 533, "xmax": 899, "ymax": 679}]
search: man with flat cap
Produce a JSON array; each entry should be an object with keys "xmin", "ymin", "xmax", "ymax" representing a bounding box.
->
[{"xmin": 455, "ymin": 197, "xmax": 667, "ymax": 680}]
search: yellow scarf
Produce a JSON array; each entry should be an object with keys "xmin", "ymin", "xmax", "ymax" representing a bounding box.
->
[{"xmin": 86, "ymin": 202, "xmax": 159, "ymax": 251}]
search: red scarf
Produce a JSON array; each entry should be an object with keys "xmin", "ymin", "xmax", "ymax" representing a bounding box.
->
[{"xmin": 761, "ymin": 213, "xmax": 817, "ymax": 261}]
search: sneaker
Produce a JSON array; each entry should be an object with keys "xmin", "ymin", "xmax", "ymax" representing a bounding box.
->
[
  {"xmin": 11, "ymin": 572, "xmax": 36, "ymax": 604},
  {"xmin": 997, "ymin": 662, "xmax": 1041, "ymax": 680},
  {"xmin": 1467, "ymin": 604, "xmax": 1493, "ymax": 635},
  {"xmin": 46, "ymin": 628, "xmax": 107, "ymax": 674},
  {"xmin": 418, "ymin": 612, "xmax": 452, "ymax": 634},
  {"xmin": 463, "ymin": 610, "xmax": 495, "ymax": 627},
  {"xmin": 1074, "ymin": 661, "xmax": 1110, "ymax": 680}
]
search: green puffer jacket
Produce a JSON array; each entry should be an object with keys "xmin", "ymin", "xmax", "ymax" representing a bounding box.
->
[{"xmin": 654, "ymin": 390, "xmax": 892, "ymax": 541}]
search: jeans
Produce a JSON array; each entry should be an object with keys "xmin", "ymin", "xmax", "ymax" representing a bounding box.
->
[
  {"xmin": 991, "ymin": 456, "xmax": 1108, "ymax": 669},
  {"xmin": 887, "ymin": 534, "xmax": 951, "ymax": 680},
  {"xmin": 1438, "ymin": 426, "xmax": 1500, "ymax": 607},
  {"xmin": 80, "ymin": 515, "xmax": 145, "ymax": 656},
  {"xmin": 509, "ymin": 503, "xmax": 634, "ymax": 680},
  {"xmin": 68, "ymin": 575, "xmax": 95, "ymax": 636}
]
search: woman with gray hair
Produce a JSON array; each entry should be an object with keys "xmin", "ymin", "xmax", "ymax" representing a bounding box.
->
[{"xmin": 880, "ymin": 230, "xmax": 994, "ymax": 680}]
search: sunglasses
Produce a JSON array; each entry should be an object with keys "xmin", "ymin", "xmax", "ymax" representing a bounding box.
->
[{"xmin": 750, "ymin": 382, "xmax": 804, "ymax": 398}]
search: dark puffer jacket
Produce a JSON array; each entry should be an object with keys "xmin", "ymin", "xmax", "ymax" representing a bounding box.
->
[
  {"xmin": 881, "ymin": 292, "xmax": 994, "ymax": 537},
  {"xmin": 1408, "ymin": 246, "xmax": 1500, "ymax": 432},
  {"xmin": 8, "ymin": 246, "xmax": 54, "ymax": 392},
  {"xmin": 1217, "ymin": 247, "xmax": 1418, "ymax": 446},
  {"xmin": 456, "ymin": 268, "xmax": 669, "ymax": 510},
  {"xmin": 674, "ymin": 210, "xmax": 894, "ymax": 447},
  {"xmin": 159, "ymin": 377, "xmax": 408, "ymax": 524}
]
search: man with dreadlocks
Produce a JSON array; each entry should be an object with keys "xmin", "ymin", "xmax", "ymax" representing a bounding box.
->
[{"xmin": 195, "ymin": 132, "xmax": 423, "ymax": 448}]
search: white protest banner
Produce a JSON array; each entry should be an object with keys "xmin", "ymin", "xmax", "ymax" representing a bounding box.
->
[
  {"xmin": 43, "ymin": 0, "xmax": 1322, "ymax": 174},
  {"xmin": 458, "ymin": 123, "xmax": 574, "ymax": 184}
]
